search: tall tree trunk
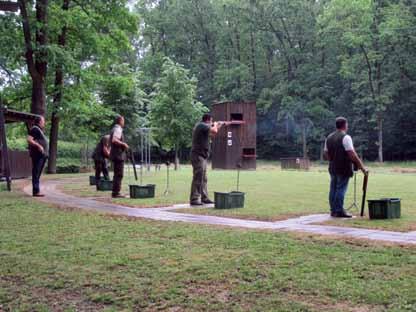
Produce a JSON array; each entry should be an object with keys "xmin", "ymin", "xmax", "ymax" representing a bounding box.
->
[
  {"xmin": 250, "ymin": 28, "xmax": 256, "ymax": 95},
  {"xmin": 174, "ymin": 145, "xmax": 179, "ymax": 171},
  {"xmin": 31, "ymin": 78, "xmax": 47, "ymax": 116},
  {"xmin": 19, "ymin": 0, "xmax": 49, "ymax": 116},
  {"xmin": 302, "ymin": 122, "xmax": 307, "ymax": 158},
  {"xmin": 33, "ymin": 0, "xmax": 49, "ymax": 116},
  {"xmin": 235, "ymin": 28, "xmax": 241, "ymax": 90},
  {"xmin": 47, "ymin": 0, "xmax": 69, "ymax": 174},
  {"xmin": 320, "ymin": 140, "xmax": 324, "ymax": 163},
  {"xmin": 377, "ymin": 116, "xmax": 383, "ymax": 163}
]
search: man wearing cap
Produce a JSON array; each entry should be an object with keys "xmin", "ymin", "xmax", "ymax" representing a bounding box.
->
[
  {"xmin": 110, "ymin": 115, "xmax": 129, "ymax": 198},
  {"xmin": 324, "ymin": 117, "xmax": 368, "ymax": 218}
]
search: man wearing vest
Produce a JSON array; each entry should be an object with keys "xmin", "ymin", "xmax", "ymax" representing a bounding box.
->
[
  {"xmin": 27, "ymin": 116, "xmax": 49, "ymax": 197},
  {"xmin": 110, "ymin": 115, "xmax": 129, "ymax": 198},
  {"xmin": 92, "ymin": 135, "xmax": 111, "ymax": 189},
  {"xmin": 324, "ymin": 117, "xmax": 368, "ymax": 218},
  {"xmin": 190, "ymin": 113, "xmax": 224, "ymax": 206}
]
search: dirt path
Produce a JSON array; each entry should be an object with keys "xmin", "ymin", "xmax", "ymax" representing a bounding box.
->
[{"xmin": 23, "ymin": 179, "xmax": 416, "ymax": 245}]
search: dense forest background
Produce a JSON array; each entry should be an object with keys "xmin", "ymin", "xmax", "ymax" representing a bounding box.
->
[{"xmin": 1, "ymin": 0, "xmax": 416, "ymax": 172}]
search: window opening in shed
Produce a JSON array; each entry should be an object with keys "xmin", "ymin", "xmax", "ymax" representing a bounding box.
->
[
  {"xmin": 230, "ymin": 113, "xmax": 243, "ymax": 121},
  {"xmin": 242, "ymin": 148, "xmax": 256, "ymax": 158}
]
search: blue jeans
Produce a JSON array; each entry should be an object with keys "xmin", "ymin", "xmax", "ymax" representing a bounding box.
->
[{"xmin": 329, "ymin": 174, "xmax": 350, "ymax": 213}]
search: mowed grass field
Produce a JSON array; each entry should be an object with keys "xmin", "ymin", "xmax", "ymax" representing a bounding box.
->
[
  {"xmin": 1, "ymin": 190, "xmax": 416, "ymax": 311},
  {"xmin": 61, "ymin": 161, "xmax": 416, "ymax": 231}
]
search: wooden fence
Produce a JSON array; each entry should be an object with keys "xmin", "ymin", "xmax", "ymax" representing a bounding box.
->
[{"xmin": 0, "ymin": 150, "xmax": 32, "ymax": 179}]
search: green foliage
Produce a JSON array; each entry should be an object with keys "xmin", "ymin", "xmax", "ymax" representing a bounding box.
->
[
  {"xmin": 136, "ymin": 0, "xmax": 416, "ymax": 161},
  {"xmin": 150, "ymin": 57, "xmax": 208, "ymax": 152},
  {"xmin": 6, "ymin": 138, "xmax": 82, "ymax": 159}
]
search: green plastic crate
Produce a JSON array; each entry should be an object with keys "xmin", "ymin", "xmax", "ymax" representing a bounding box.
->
[
  {"xmin": 129, "ymin": 184, "xmax": 156, "ymax": 198},
  {"xmin": 97, "ymin": 180, "xmax": 113, "ymax": 191},
  {"xmin": 368, "ymin": 198, "xmax": 401, "ymax": 219},
  {"xmin": 89, "ymin": 176, "xmax": 97, "ymax": 185},
  {"xmin": 214, "ymin": 191, "xmax": 245, "ymax": 209}
]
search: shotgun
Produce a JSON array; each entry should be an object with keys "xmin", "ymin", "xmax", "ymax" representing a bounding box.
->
[
  {"xmin": 128, "ymin": 149, "xmax": 138, "ymax": 181},
  {"xmin": 360, "ymin": 172, "xmax": 369, "ymax": 217}
]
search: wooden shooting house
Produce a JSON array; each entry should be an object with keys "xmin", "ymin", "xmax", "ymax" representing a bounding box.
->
[{"xmin": 211, "ymin": 101, "xmax": 256, "ymax": 170}]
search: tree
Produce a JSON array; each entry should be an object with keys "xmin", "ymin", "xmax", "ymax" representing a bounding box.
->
[
  {"xmin": 18, "ymin": 0, "xmax": 49, "ymax": 116},
  {"xmin": 319, "ymin": 0, "xmax": 415, "ymax": 162},
  {"xmin": 46, "ymin": 0, "xmax": 138, "ymax": 173},
  {"xmin": 150, "ymin": 57, "xmax": 207, "ymax": 169}
]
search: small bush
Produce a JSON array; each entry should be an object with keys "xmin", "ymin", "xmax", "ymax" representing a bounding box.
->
[{"xmin": 55, "ymin": 158, "xmax": 81, "ymax": 174}]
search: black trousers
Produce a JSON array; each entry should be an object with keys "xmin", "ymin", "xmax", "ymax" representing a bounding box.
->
[
  {"xmin": 31, "ymin": 156, "xmax": 47, "ymax": 195},
  {"xmin": 94, "ymin": 159, "xmax": 110, "ymax": 185},
  {"xmin": 112, "ymin": 160, "xmax": 124, "ymax": 196}
]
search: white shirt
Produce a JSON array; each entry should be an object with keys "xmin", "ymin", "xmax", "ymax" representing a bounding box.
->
[
  {"xmin": 324, "ymin": 134, "xmax": 354, "ymax": 152},
  {"xmin": 112, "ymin": 124, "xmax": 123, "ymax": 140}
]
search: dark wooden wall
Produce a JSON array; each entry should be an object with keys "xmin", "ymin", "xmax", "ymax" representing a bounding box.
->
[
  {"xmin": 211, "ymin": 101, "xmax": 256, "ymax": 170},
  {"xmin": 0, "ymin": 150, "xmax": 32, "ymax": 179}
]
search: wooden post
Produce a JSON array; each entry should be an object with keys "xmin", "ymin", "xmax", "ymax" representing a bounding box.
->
[{"xmin": 0, "ymin": 102, "xmax": 12, "ymax": 191}]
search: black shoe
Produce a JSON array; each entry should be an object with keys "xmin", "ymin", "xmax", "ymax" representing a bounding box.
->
[
  {"xmin": 190, "ymin": 201, "xmax": 203, "ymax": 206},
  {"xmin": 331, "ymin": 210, "xmax": 352, "ymax": 218},
  {"xmin": 202, "ymin": 199, "xmax": 214, "ymax": 204},
  {"xmin": 112, "ymin": 194, "xmax": 126, "ymax": 199}
]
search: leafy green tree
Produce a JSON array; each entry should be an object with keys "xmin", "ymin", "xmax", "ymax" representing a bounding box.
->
[
  {"xmin": 319, "ymin": 0, "xmax": 416, "ymax": 162},
  {"xmin": 150, "ymin": 57, "xmax": 208, "ymax": 168}
]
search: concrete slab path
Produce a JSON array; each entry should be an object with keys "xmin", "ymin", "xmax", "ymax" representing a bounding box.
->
[{"xmin": 23, "ymin": 179, "xmax": 416, "ymax": 245}]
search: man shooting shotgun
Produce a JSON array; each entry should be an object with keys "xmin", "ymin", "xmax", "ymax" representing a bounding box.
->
[
  {"xmin": 190, "ymin": 113, "xmax": 225, "ymax": 206},
  {"xmin": 324, "ymin": 117, "xmax": 369, "ymax": 218}
]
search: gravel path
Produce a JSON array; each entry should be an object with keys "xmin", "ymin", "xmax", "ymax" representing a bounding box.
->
[{"xmin": 23, "ymin": 179, "xmax": 416, "ymax": 245}]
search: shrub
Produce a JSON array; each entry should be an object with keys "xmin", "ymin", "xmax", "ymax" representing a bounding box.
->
[
  {"xmin": 7, "ymin": 138, "xmax": 83, "ymax": 159},
  {"xmin": 55, "ymin": 158, "xmax": 81, "ymax": 174}
]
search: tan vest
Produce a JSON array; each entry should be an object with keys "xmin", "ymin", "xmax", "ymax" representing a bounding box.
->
[{"xmin": 109, "ymin": 125, "xmax": 125, "ymax": 161}]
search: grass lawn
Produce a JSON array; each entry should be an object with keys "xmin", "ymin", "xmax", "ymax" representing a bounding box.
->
[
  {"xmin": 1, "ymin": 190, "xmax": 416, "ymax": 311},
  {"xmin": 60, "ymin": 162, "xmax": 416, "ymax": 232}
]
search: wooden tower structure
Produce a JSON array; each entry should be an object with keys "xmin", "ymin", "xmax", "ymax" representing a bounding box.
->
[{"xmin": 211, "ymin": 101, "xmax": 256, "ymax": 170}]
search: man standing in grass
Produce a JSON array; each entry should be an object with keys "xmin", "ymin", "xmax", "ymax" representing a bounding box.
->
[
  {"xmin": 92, "ymin": 134, "xmax": 111, "ymax": 189},
  {"xmin": 27, "ymin": 116, "xmax": 48, "ymax": 197},
  {"xmin": 110, "ymin": 115, "xmax": 129, "ymax": 198},
  {"xmin": 324, "ymin": 117, "xmax": 368, "ymax": 218},
  {"xmin": 190, "ymin": 113, "xmax": 224, "ymax": 206}
]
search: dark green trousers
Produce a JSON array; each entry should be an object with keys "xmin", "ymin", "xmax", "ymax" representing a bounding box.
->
[
  {"xmin": 112, "ymin": 160, "xmax": 124, "ymax": 196},
  {"xmin": 190, "ymin": 152, "xmax": 209, "ymax": 202}
]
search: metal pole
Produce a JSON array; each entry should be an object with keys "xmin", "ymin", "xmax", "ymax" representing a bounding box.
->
[
  {"xmin": 0, "ymin": 102, "xmax": 11, "ymax": 191},
  {"xmin": 147, "ymin": 129, "xmax": 151, "ymax": 171}
]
